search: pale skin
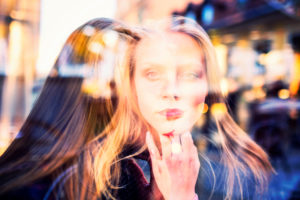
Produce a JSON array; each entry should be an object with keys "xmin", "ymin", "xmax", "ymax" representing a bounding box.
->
[
  {"xmin": 146, "ymin": 131, "xmax": 200, "ymax": 200},
  {"xmin": 134, "ymin": 32, "xmax": 208, "ymax": 200}
]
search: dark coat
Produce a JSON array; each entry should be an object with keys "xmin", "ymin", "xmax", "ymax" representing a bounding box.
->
[{"xmin": 0, "ymin": 145, "xmax": 269, "ymax": 200}]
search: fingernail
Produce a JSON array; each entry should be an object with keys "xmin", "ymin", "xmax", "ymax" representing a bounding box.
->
[{"xmin": 184, "ymin": 132, "xmax": 191, "ymax": 138}]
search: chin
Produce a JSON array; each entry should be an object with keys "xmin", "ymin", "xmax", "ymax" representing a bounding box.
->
[
  {"xmin": 150, "ymin": 117, "xmax": 195, "ymax": 135},
  {"xmin": 155, "ymin": 125, "xmax": 193, "ymax": 136}
]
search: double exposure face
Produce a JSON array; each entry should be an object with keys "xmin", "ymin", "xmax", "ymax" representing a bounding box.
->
[{"xmin": 134, "ymin": 32, "xmax": 208, "ymax": 136}]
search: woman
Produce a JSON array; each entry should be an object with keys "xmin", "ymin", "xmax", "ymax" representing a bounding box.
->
[{"xmin": 0, "ymin": 17, "xmax": 273, "ymax": 200}]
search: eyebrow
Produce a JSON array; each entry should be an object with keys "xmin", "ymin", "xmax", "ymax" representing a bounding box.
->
[
  {"xmin": 139, "ymin": 63, "xmax": 205, "ymax": 74},
  {"xmin": 177, "ymin": 62, "xmax": 204, "ymax": 70},
  {"xmin": 139, "ymin": 63, "xmax": 166, "ymax": 70},
  {"xmin": 141, "ymin": 59, "xmax": 203, "ymax": 67},
  {"xmin": 140, "ymin": 64, "xmax": 205, "ymax": 76}
]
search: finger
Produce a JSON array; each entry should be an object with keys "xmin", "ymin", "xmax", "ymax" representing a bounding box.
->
[
  {"xmin": 193, "ymin": 146, "xmax": 200, "ymax": 164},
  {"xmin": 188, "ymin": 144, "xmax": 200, "ymax": 172},
  {"xmin": 193, "ymin": 148, "xmax": 201, "ymax": 174},
  {"xmin": 159, "ymin": 134, "xmax": 172, "ymax": 159},
  {"xmin": 146, "ymin": 131, "xmax": 161, "ymax": 160},
  {"xmin": 181, "ymin": 132, "xmax": 194, "ymax": 154},
  {"xmin": 172, "ymin": 135, "xmax": 181, "ymax": 143}
]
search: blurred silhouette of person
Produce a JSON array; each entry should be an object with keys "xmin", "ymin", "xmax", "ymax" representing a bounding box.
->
[
  {"xmin": 0, "ymin": 18, "xmax": 123, "ymax": 199},
  {"xmin": 254, "ymin": 123, "xmax": 290, "ymax": 171},
  {"xmin": 0, "ymin": 17, "xmax": 273, "ymax": 200}
]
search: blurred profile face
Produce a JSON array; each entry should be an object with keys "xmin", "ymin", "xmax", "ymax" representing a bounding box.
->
[{"xmin": 134, "ymin": 32, "xmax": 208, "ymax": 136}]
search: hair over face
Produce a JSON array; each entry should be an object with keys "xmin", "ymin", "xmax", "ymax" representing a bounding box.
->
[{"xmin": 0, "ymin": 17, "xmax": 273, "ymax": 200}]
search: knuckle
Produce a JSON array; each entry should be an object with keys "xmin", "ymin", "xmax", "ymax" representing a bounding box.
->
[
  {"xmin": 196, "ymin": 160, "xmax": 201, "ymax": 168},
  {"xmin": 192, "ymin": 147, "xmax": 198, "ymax": 154}
]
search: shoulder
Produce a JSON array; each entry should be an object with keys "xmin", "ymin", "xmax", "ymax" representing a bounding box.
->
[
  {"xmin": 116, "ymin": 157, "xmax": 151, "ymax": 200},
  {"xmin": 0, "ymin": 176, "xmax": 52, "ymax": 200},
  {"xmin": 196, "ymin": 147, "xmax": 269, "ymax": 200},
  {"xmin": 0, "ymin": 165, "xmax": 78, "ymax": 200}
]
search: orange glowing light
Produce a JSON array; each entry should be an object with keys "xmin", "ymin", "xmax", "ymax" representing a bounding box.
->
[
  {"xmin": 278, "ymin": 89, "xmax": 290, "ymax": 99},
  {"xmin": 290, "ymin": 81, "xmax": 299, "ymax": 97},
  {"xmin": 252, "ymin": 87, "xmax": 266, "ymax": 100},
  {"xmin": 82, "ymin": 79, "xmax": 112, "ymax": 99},
  {"xmin": 202, "ymin": 103, "xmax": 208, "ymax": 114},
  {"xmin": 290, "ymin": 53, "xmax": 300, "ymax": 97},
  {"xmin": 211, "ymin": 103, "xmax": 227, "ymax": 117}
]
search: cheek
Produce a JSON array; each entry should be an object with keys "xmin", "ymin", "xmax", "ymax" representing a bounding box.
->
[
  {"xmin": 194, "ymin": 91, "xmax": 206, "ymax": 104},
  {"xmin": 135, "ymin": 82, "xmax": 154, "ymax": 119},
  {"xmin": 189, "ymin": 84, "xmax": 208, "ymax": 116},
  {"xmin": 188, "ymin": 83, "xmax": 208, "ymax": 107},
  {"xmin": 191, "ymin": 94, "xmax": 206, "ymax": 118}
]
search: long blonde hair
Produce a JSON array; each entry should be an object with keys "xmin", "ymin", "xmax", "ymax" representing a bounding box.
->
[
  {"xmin": 0, "ymin": 17, "xmax": 273, "ymax": 200},
  {"xmin": 170, "ymin": 17, "xmax": 273, "ymax": 199},
  {"xmin": 78, "ymin": 17, "xmax": 273, "ymax": 200}
]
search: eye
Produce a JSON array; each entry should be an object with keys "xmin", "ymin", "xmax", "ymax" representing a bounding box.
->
[
  {"xmin": 181, "ymin": 71, "xmax": 203, "ymax": 80},
  {"xmin": 145, "ymin": 70, "xmax": 160, "ymax": 80}
]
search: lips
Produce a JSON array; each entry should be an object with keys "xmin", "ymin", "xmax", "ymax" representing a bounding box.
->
[{"xmin": 159, "ymin": 108, "xmax": 183, "ymax": 120}]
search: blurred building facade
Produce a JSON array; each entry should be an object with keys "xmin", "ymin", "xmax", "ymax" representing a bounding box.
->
[
  {"xmin": 175, "ymin": 0, "xmax": 300, "ymax": 129},
  {"xmin": 176, "ymin": 0, "xmax": 300, "ymax": 88},
  {"xmin": 0, "ymin": 0, "xmax": 117, "ymax": 155},
  {"xmin": 116, "ymin": 0, "xmax": 204, "ymax": 24},
  {"xmin": 0, "ymin": 0, "xmax": 40, "ymax": 154}
]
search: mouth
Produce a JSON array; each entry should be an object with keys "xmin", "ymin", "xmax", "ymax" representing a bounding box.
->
[{"xmin": 159, "ymin": 108, "xmax": 184, "ymax": 120}]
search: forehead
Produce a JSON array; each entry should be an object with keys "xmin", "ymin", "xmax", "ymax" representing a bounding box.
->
[{"xmin": 135, "ymin": 32, "xmax": 204, "ymax": 67}]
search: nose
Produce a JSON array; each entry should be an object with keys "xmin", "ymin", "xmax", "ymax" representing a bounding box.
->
[{"xmin": 162, "ymin": 74, "xmax": 180, "ymax": 101}]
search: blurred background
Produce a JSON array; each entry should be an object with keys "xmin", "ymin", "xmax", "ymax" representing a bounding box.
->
[{"xmin": 0, "ymin": 0, "xmax": 299, "ymax": 199}]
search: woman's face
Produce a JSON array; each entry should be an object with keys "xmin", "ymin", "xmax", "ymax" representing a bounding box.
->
[{"xmin": 134, "ymin": 32, "xmax": 208, "ymax": 136}]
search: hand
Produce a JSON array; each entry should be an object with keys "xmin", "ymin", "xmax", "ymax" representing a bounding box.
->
[{"xmin": 146, "ymin": 131, "xmax": 200, "ymax": 200}]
